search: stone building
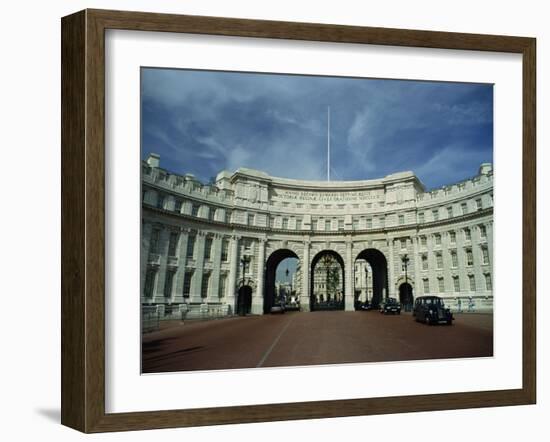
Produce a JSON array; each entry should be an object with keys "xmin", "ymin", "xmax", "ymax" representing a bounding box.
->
[{"xmin": 141, "ymin": 153, "xmax": 493, "ymax": 319}]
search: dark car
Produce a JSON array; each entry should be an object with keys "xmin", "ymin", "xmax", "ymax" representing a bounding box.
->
[
  {"xmin": 413, "ymin": 296, "xmax": 453, "ymax": 325},
  {"xmin": 380, "ymin": 297, "xmax": 401, "ymax": 314}
]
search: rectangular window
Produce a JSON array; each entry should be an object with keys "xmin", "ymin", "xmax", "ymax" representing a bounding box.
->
[
  {"xmin": 186, "ymin": 235, "xmax": 196, "ymax": 259},
  {"xmin": 434, "ymin": 233, "xmax": 441, "ymax": 245},
  {"xmin": 183, "ymin": 271, "xmax": 193, "ymax": 297},
  {"xmin": 312, "ymin": 218, "xmax": 318, "ymax": 230},
  {"xmin": 421, "ymin": 236, "xmax": 427, "ymax": 247},
  {"xmin": 461, "ymin": 202, "xmax": 468, "ymax": 215},
  {"xmin": 476, "ymin": 198, "xmax": 483, "ymax": 210},
  {"xmin": 447, "ymin": 206, "xmax": 453, "ymax": 217},
  {"xmin": 296, "ymin": 218, "xmax": 302, "ymax": 230},
  {"xmin": 282, "ymin": 218, "xmax": 289, "ymax": 229},
  {"xmin": 379, "ymin": 216, "xmax": 385, "ymax": 228},
  {"xmin": 325, "ymin": 219, "xmax": 331, "ymax": 230},
  {"xmin": 482, "ymin": 247, "xmax": 490, "ymax": 264},
  {"xmin": 163, "ymin": 270, "xmax": 175, "ymax": 298},
  {"xmin": 449, "ymin": 231, "xmax": 456, "ymax": 243},
  {"xmin": 221, "ymin": 240, "xmax": 229, "ymax": 261},
  {"xmin": 480, "ymin": 225, "xmax": 487, "ymax": 239},
  {"xmin": 338, "ymin": 219, "xmax": 344, "ymax": 230},
  {"xmin": 219, "ymin": 275, "xmax": 226, "ymax": 298},
  {"xmin": 157, "ymin": 194, "xmax": 165, "ymax": 209},
  {"xmin": 149, "ymin": 228, "xmax": 161, "ymax": 254},
  {"xmin": 469, "ymin": 274, "xmax": 476, "ymax": 291},
  {"xmin": 453, "ymin": 276, "xmax": 460, "ymax": 292},
  {"xmin": 432, "ymin": 209, "xmax": 439, "ymax": 221},
  {"xmin": 451, "ymin": 250, "xmax": 458, "ymax": 268},
  {"xmin": 398, "ymin": 214, "xmax": 405, "ymax": 225},
  {"xmin": 248, "ymin": 214, "xmax": 254, "ymax": 226},
  {"xmin": 400, "ymin": 238, "xmax": 407, "ymax": 249},
  {"xmin": 366, "ymin": 218, "xmax": 373, "ymax": 229},
  {"xmin": 423, "ymin": 278, "xmax": 430, "ymax": 294},
  {"xmin": 418, "ymin": 212, "xmax": 425, "ymax": 223},
  {"xmin": 485, "ymin": 273, "xmax": 492, "ymax": 291},
  {"xmin": 201, "ymin": 273, "xmax": 210, "ymax": 298},
  {"xmin": 191, "ymin": 204, "xmax": 200, "ymax": 216},
  {"xmin": 466, "ymin": 248, "xmax": 473, "ymax": 266},
  {"xmin": 464, "ymin": 228, "xmax": 471, "ymax": 241},
  {"xmin": 436, "ymin": 252, "xmax": 443, "ymax": 269},
  {"xmin": 167, "ymin": 231, "xmax": 179, "ymax": 256},
  {"xmin": 204, "ymin": 237, "xmax": 213, "ymax": 260},
  {"xmin": 174, "ymin": 199, "xmax": 183, "ymax": 212},
  {"xmin": 144, "ymin": 268, "xmax": 156, "ymax": 297},
  {"xmin": 352, "ymin": 217, "xmax": 359, "ymax": 230},
  {"xmin": 438, "ymin": 277, "xmax": 445, "ymax": 292},
  {"xmin": 422, "ymin": 254, "xmax": 428, "ymax": 270}
]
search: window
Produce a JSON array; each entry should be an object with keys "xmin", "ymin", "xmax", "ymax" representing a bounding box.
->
[
  {"xmin": 174, "ymin": 199, "xmax": 183, "ymax": 212},
  {"xmin": 191, "ymin": 204, "xmax": 200, "ymax": 216},
  {"xmin": 451, "ymin": 250, "xmax": 458, "ymax": 268},
  {"xmin": 221, "ymin": 240, "xmax": 229, "ymax": 261},
  {"xmin": 421, "ymin": 236, "xmax": 427, "ymax": 247},
  {"xmin": 400, "ymin": 238, "xmax": 407, "ymax": 249},
  {"xmin": 296, "ymin": 218, "xmax": 302, "ymax": 230},
  {"xmin": 201, "ymin": 273, "xmax": 210, "ymax": 298},
  {"xmin": 438, "ymin": 277, "xmax": 445, "ymax": 292},
  {"xmin": 469, "ymin": 274, "xmax": 476, "ymax": 291},
  {"xmin": 157, "ymin": 194, "xmax": 165, "ymax": 209},
  {"xmin": 352, "ymin": 217, "xmax": 359, "ymax": 230},
  {"xmin": 461, "ymin": 202, "xmax": 468, "ymax": 215},
  {"xmin": 466, "ymin": 248, "xmax": 473, "ymax": 266},
  {"xmin": 366, "ymin": 218, "xmax": 373, "ymax": 229},
  {"xmin": 312, "ymin": 218, "xmax": 318, "ymax": 230},
  {"xmin": 248, "ymin": 214, "xmax": 255, "ymax": 226},
  {"xmin": 338, "ymin": 219, "xmax": 344, "ymax": 230},
  {"xmin": 447, "ymin": 206, "xmax": 453, "ymax": 217},
  {"xmin": 398, "ymin": 214, "xmax": 405, "ymax": 225},
  {"xmin": 482, "ymin": 247, "xmax": 490, "ymax": 264},
  {"xmin": 432, "ymin": 209, "xmax": 439, "ymax": 221},
  {"xmin": 418, "ymin": 212, "xmax": 425, "ymax": 223},
  {"xmin": 464, "ymin": 227, "xmax": 471, "ymax": 241},
  {"xmin": 325, "ymin": 219, "xmax": 331, "ymax": 230},
  {"xmin": 282, "ymin": 218, "xmax": 289, "ymax": 229},
  {"xmin": 423, "ymin": 278, "xmax": 430, "ymax": 294},
  {"xmin": 485, "ymin": 273, "xmax": 492, "ymax": 291},
  {"xmin": 434, "ymin": 233, "xmax": 441, "ymax": 245},
  {"xmin": 183, "ymin": 271, "xmax": 193, "ymax": 297},
  {"xmin": 186, "ymin": 234, "xmax": 196, "ymax": 259},
  {"xmin": 422, "ymin": 254, "xmax": 428, "ymax": 270},
  {"xmin": 144, "ymin": 268, "xmax": 156, "ymax": 297},
  {"xmin": 453, "ymin": 276, "xmax": 460, "ymax": 292},
  {"xmin": 436, "ymin": 252, "xmax": 443, "ymax": 269},
  {"xmin": 449, "ymin": 230, "xmax": 456, "ymax": 243},
  {"xmin": 379, "ymin": 216, "xmax": 385, "ymax": 228},
  {"xmin": 167, "ymin": 231, "xmax": 179, "ymax": 256},
  {"xmin": 480, "ymin": 225, "xmax": 487, "ymax": 239},
  {"xmin": 204, "ymin": 237, "xmax": 213, "ymax": 260},
  {"xmin": 476, "ymin": 198, "xmax": 483, "ymax": 210},
  {"xmin": 219, "ymin": 275, "xmax": 227, "ymax": 298},
  {"xmin": 164, "ymin": 270, "xmax": 175, "ymax": 298},
  {"xmin": 149, "ymin": 228, "xmax": 161, "ymax": 254}
]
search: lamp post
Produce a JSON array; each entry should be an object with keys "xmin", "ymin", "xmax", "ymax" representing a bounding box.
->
[
  {"xmin": 364, "ymin": 264, "xmax": 368, "ymax": 304},
  {"xmin": 239, "ymin": 255, "xmax": 251, "ymax": 315},
  {"xmin": 401, "ymin": 254, "xmax": 410, "ymax": 311}
]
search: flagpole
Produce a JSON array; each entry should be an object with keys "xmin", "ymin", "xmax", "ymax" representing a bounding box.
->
[{"xmin": 327, "ymin": 106, "xmax": 330, "ymax": 182}]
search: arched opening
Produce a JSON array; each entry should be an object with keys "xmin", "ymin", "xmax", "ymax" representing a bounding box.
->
[
  {"xmin": 310, "ymin": 250, "xmax": 345, "ymax": 311},
  {"xmin": 399, "ymin": 282, "xmax": 414, "ymax": 312},
  {"xmin": 354, "ymin": 260, "xmax": 373, "ymax": 310},
  {"xmin": 264, "ymin": 249, "xmax": 299, "ymax": 313},
  {"xmin": 355, "ymin": 249, "xmax": 388, "ymax": 308},
  {"xmin": 236, "ymin": 285, "xmax": 252, "ymax": 316}
]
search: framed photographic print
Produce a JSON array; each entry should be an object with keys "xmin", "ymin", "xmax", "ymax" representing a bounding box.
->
[{"xmin": 61, "ymin": 9, "xmax": 536, "ymax": 433}]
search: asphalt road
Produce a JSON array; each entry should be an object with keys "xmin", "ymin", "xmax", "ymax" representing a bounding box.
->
[{"xmin": 142, "ymin": 311, "xmax": 493, "ymax": 373}]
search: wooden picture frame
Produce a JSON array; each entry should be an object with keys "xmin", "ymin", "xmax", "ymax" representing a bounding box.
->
[{"xmin": 61, "ymin": 8, "xmax": 536, "ymax": 433}]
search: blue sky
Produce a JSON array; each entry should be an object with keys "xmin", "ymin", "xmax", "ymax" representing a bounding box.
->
[{"xmin": 141, "ymin": 68, "xmax": 493, "ymax": 190}]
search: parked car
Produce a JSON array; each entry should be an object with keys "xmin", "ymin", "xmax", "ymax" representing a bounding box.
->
[
  {"xmin": 360, "ymin": 301, "xmax": 373, "ymax": 311},
  {"xmin": 380, "ymin": 297, "xmax": 401, "ymax": 314},
  {"xmin": 413, "ymin": 296, "xmax": 453, "ymax": 325},
  {"xmin": 270, "ymin": 303, "xmax": 286, "ymax": 314}
]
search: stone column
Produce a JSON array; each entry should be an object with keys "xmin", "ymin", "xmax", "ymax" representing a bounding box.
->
[
  {"xmin": 140, "ymin": 222, "xmax": 153, "ymax": 302},
  {"xmin": 412, "ymin": 236, "xmax": 421, "ymax": 300},
  {"xmin": 226, "ymin": 235, "xmax": 240, "ymax": 314},
  {"xmin": 153, "ymin": 226, "xmax": 170, "ymax": 303},
  {"xmin": 345, "ymin": 239, "xmax": 355, "ymax": 311},
  {"xmin": 457, "ymin": 228, "xmax": 468, "ymax": 293},
  {"xmin": 251, "ymin": 238, "xmax": 266, "ymax": 314},
  {"xmin": 190, "ymin": 231, "xmax": 206, "ymax": 304},
  {"xmin": 473, "ymin": 226, "xmax": 485, "ymax": 296},
  {"xmin": 388, "ymin": 238, "xmax": 395, "ymax": 297},
  {"xmin": 173, "ymin": 228, "xmax": 189, "ymax": 304},
  {"xmin": 442, "ymin": 231, "xmax": 453, "ymax": 295},
  {"xmin": 487, "ymin": 221, "xmax": 494, "ymax": 266},
  {"xmin": 300, "ymin": 240, "xmax": 311, "ymax": 312},
  {"xmin": 208, "ymin": 234, "xmax": 223, "ymax": 304}
]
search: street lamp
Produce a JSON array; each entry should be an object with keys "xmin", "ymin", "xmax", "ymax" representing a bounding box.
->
[
  {"xmin": 401, "ymin": 254, "xmax": 410, "ymax": 311},
  {"xmin": 239, "ymin": 255, "xmax": 251, "ymax": 315}
]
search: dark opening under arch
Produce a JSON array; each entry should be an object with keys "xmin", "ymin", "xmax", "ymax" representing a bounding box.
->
[
  {"xmin": 399, "ymin": 282, "xmax": 414, "ymax": 312},
  {"xmin": 236, "ymin": 285, "xmax": 252, "ymax": 316},
  {"xmin": 264, "ymin": 249, "xmax": 299, "ymax": 313},
  {"xmin": 355, "ymin": 248, "xmax": 388, "ymax": 308},
  {"xmin": 310, "ymin": 250, "xmax": 345, "ymax": 311}
]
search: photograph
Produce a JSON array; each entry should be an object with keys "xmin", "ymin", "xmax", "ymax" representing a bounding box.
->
[{"xmin": 139, "ymin": 68, "xmax": 494, "ymax": 374}]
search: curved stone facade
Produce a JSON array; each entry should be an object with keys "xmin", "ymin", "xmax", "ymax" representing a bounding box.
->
[{"xmin": 141, "ymin": 153, "xmax": 493, "ymax": 319}]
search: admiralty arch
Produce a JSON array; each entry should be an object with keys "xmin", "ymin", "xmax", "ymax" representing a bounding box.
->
[{"xmin": 141, "ymin": 153, "xmax": 494, "ymax": 319}]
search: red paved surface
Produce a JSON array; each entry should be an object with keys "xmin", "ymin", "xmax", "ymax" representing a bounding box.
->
[{"xmin": 142, "ymin": 311, "xmax": 493, "ymax": 373}]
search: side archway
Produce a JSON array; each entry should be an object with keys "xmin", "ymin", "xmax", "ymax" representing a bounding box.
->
[
  {"xmin": 398, "ymin": 282, "xmax": 414, "ymax": 312},
  {"xmin": 264, "ymin": 249, "xmax": 299, "ymax": 313},
  {"xmin": 355, "ymin": 248, "xmax": 388, "ymax": 308}
]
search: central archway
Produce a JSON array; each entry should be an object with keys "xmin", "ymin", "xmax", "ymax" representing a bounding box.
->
[
  {"xmin": 264, "ymin": 249, "xmax": 299, "ymax": 313},
  {"xmin": 310, "ymin": 250, "xmax": 345, "ymax": 311},
  {"xmin": 355, "ymin": 248, "xmax": 388, "ymax": 308}
]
